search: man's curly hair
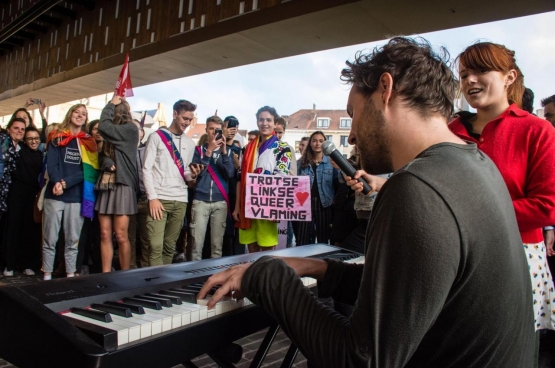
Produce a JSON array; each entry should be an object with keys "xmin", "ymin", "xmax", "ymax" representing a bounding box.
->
[{"xmin": 341, "ymin": 37, "xmax": 458, "ymax": 121}]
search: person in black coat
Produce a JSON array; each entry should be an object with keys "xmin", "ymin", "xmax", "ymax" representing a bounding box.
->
[{"xmin": 2, "ymin": 127, "xmax": 43, "ymax": 276}]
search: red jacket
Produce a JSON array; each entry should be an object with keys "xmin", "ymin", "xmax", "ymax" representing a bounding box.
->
[{"xmin": 450, "ymin": 104, "xmax": 555, "ymax": 243}]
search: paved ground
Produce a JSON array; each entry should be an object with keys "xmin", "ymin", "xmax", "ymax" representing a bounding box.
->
[{"xmin": 0, "ymin": 272, "xmax": 307, "ymax": 368}]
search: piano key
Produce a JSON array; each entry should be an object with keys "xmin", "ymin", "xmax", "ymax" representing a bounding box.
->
[
  {"xmin": 123, "ymin": 311, "xmax": 163, "ymax": 335},
  {"xmin": 105, "ymin": 301, "xmax": 145, "ymax": 314},
  {"xmin": 61, "ymin": 315, "xmax": 118, "ymax": 351},
  {"xmin": 140, "ymin": 309, "xmax": 172, "ymax": 332},
  {"xmin": 196, "ymin": 298, "xmax": 225, "ymax": 315},
  {"xmin": 172, "ymin": 302, "xmax": 206, "ymax": 321},
  {"xmin": 123, "ymin": 297, "xmax": 162, "ymax": 310},
  {"xmin": 166, "ymin": 289, "xmax": 198, "ymax": 303},
  {"xmin": 136, "ymin": 295, "xmax": 173, "ymax": 308},
  {"xmin": 71, "ymin": 307, "xmax": 112, "ymax": 322},
  {"xmin": 145, "ymin": 293, "xmax": 182, "ymax": 305},
  {"xmin": 106, "ymin": 313, "xmax": 152, "ymax": 339},
  {"xmin": 63, "ymin": 312, "xmax": 130, "ymax": 345},
  {"xmin": 141, "ymin": 309, "xmax": 177, "ymax": 331},
  {"xmin": 91, "ymin": 303, "xmax": 132, "ymax": 318},
  {"xmin": 84, "ymin": 309, "xmax": 143, "ymax": 343}
]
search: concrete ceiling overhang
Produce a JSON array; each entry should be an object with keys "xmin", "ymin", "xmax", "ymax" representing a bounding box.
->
[{"xmin": 0, "ymin": 0, "xmax": 553, "ymax": 115}]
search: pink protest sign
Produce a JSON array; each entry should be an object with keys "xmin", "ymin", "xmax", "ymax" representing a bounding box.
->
[{"xmin": 245, "ymin": 174, "xmax": 311, "ymax": 221}]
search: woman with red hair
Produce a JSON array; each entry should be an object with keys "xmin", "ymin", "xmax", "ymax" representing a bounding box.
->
[{"xmin": 450, "ymin": 42, "xmax": 555, "ymax": 333}]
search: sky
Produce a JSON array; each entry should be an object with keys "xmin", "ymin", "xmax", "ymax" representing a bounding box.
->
[{"xmin": 127, "ymin": 11, "xmax": 555, "ymax": 132}]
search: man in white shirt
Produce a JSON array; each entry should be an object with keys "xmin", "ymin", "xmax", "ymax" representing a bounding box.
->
[{"xmin": 142, "ymin": 100, "xmax": 197, "ymax": 266}]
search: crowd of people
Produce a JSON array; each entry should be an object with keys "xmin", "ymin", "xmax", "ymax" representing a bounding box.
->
[
  {"xmin": 0, "ymin": 93, "xmax": 372, "ymax": 281},
  {"xmin": 0, "ymin": 35, "xmax": 554, "ymax": 366}
]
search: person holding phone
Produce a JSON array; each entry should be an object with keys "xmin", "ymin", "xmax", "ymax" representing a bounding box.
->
[
  {"xmin": 142, "ymin": 99, "xmax": 196, "ymax": 266},
  {"xmin": 189, "ymin": 116, "xmax": 235, "ymax": 260}
]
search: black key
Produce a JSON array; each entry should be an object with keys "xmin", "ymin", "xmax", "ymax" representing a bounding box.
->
[
  {"xmin": 62, "ymin": 316, "xmax": 117, "ymax": 351},
  {"xmin": 164, "ymin": 289, "xmax": 198, "ymax": 303},
  {"xmin": 122, "ymin": 297, "xmax": 161, "ymax": 310},
  {"xmin": 72, "ymin": 307, "xmax": 112, "ymax": 323},
  {"xmin": 91, "ymin": 303, "xmax": 132, "ymax": 318},
  {"xmin": 105, "ymin": 301, "xmax": 145, "ymax": 314},
  {"xmin": 136, "ymin": 295, "xmax": 172, "ymax": 308},
  {"xmin": 184, "ymin": 286, "xmax": 219, "ymax": 295},
  {"xmin": 182, "ymin": 285, "xmax": 203, "ymax": 292},
  {"xmin": 146, "ymin": 293, "xmax": 182, "ymax": 305}
]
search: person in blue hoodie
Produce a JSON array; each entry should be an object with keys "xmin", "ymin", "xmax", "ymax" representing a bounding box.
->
[{"xmin": 190, "ymin": 116, "xmax": 235, "ymax": 260}]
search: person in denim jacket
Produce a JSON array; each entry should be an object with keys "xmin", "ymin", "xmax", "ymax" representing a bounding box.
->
[{"xmin": 296, "ymin": 131, "xmax": 339, "ymax": 245}]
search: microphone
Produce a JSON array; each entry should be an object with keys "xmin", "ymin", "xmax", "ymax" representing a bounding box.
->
[{"xmin": 322, "ymin": 141, "xmax": 372, "ymax": 195}]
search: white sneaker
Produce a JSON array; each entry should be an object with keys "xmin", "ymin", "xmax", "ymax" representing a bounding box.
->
[
  {"xmin": 23, "ymin": 269, "xmax": 35, "ymax": 276},
  {"xmin": 3, "ymin": 268, "xmax": 13, "ymax": 277}
]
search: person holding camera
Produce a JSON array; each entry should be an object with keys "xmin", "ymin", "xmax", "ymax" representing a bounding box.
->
[{"xmin": 189, "ymin": 116, "xmax": 235, "ymax": 261}]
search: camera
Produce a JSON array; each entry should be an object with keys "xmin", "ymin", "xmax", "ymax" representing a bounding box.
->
[
  {"xmin": 215, "ymin": 129, "xmax": 223, "ymax": 140},
  {"xmin": 31, "ymin": 99, "xmax": 41, "ymax": 105}
]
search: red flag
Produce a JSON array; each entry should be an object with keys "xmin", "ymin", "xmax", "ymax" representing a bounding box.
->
[{"xmin": 114, "ymin": 53, "xmax": 134, "ymax": 97}]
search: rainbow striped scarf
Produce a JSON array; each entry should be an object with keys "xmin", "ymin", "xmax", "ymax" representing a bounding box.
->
[{"xmin": 48, "ymin": 130, "xmax": 99, "ymax": 219}]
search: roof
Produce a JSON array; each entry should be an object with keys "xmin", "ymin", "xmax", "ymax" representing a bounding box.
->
[
  {"xmin": 286, "ymin": 109, "xmax": 351, "ymax": 131},
  {"xmin": 186, "ymin": 123, "xmax": 206, "ymax": 139},
  {"xmin": 133, "ymin": 109, "xmax": 157, "ymax": 118}
]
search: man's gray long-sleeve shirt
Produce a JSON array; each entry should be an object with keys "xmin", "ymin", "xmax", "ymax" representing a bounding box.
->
[{"xmin": 242, "ymin": 143, "xmax": 535, "ymax": 368}]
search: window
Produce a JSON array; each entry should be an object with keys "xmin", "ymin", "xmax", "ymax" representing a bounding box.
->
[
  {"xmin": 340, "ymin": 135, "xmax": 349, "ymax": 147},
  {"xmin": 317, "ymin": 118, "xmax": 330, "ymax": 128},
  {"xmin": 340, "ymin": 118, "xmax": 351, "ymax": 128},
  {"xmin": 326, "ymin": 135, "xmax": 332, "ymax": 141}
]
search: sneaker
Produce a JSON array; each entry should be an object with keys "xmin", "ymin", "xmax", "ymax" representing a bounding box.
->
[
  {"xmin": 23, "ymin": 269, "xmax": 35, "ymax": 276},
  {"xmin": 173, "ymin": 252, "xmax": 185, "ymax": 263},
  {"xmin": 3, "ymin": 268, "xmax": 13, "ymax": 277}
]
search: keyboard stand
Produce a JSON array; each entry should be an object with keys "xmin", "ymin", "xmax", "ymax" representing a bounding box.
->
[
  {"xmin": 280, "ymin": 344, "xmax": 299, "ymax": 368},
  {"xmin": 249, "ymin": 322, "xmax": 280, "ymax": 368}
]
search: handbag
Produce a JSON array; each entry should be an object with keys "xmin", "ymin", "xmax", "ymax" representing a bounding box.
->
[
  {"xmin": 33, "ymin": 180, "xmax": 48, "ymax": 224},
  {"xmin": 94, "ymin": 171, "xmax": 116, "ymax": 191}
]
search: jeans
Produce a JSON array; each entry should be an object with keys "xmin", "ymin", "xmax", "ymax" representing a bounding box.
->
[
  {"xmin": 190, "ymin": 200, "xmax": 227, "ymax": 261},
  {"xmin": 42, "ymin": 199, "xmax": 84, "ymax": 273}
]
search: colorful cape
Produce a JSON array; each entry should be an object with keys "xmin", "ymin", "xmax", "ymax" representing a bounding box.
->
[
  {"xmin": 237, "ymin": 134, "xmax": 278, "ymax": 230},
  {"xmin": 48, "ymin": 130, "xmax": 99, "ymax": 219}
]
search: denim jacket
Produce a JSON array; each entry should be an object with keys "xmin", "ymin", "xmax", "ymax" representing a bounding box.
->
[{"xmin": 298, "ymin": 155, "xmax": 338, "ymax": 208}]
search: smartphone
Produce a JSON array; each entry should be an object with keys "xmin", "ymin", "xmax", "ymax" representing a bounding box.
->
[
  {"xmin": 227, "ymin": 118, "xmax": 239, "ymax": 128},
  {"xmin": 31, "ymin": 98, "xmax": 41, "ymax": 105},
  {"xmin": 215, "ymin": 129, "xmax": 223, "ymax": 140}
]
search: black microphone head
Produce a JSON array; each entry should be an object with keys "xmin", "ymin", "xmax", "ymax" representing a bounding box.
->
[{"xmin": 322, "ymin": 141, "xmax": 336, "ymax": 156}]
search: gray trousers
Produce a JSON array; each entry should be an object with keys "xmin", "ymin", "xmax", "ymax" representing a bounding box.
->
[
  {"xmin": 42, "ymin": 199, "xmax": 84, "ymax": 273},
  {"xmin": 190, "ymin": 200, "xmax": 227, "ymax": 261}
]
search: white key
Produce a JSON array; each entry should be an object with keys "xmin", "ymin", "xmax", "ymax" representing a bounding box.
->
[
  {"xmin": 108, "ymin": 314, "xmax": 152, "ymax": 339},
  {"xmin": 127, "ymin": 312, "xmax": 163, "ymax": 335},
  {"xmin": 345, "ymin": 256, "xmax": 365, "ymax": 264},
  {"xmin": 196, "ymin": 298, "xmax": 225, "ymax": 315},
  {"xmin": 175, "ymin": 302, "xmax": 206, "ymax": 322},
  {"xmin": 63, "ymin": 312, "xmax": 131, "ymax": 346},
  {"xmin": 162, "ymin": 304, "xmax": 191, "ymax": 326},
  {"xmin": 142, "ymin": 309, "xmax": 174, "ymax": 332}
]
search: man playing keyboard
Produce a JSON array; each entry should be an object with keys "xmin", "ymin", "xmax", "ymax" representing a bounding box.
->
[{"xmin": 199, "ymin": 37, "xmax": 535, "ymax": 367}]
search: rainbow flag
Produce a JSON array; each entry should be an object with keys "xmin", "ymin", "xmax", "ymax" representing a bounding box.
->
[{"xmin": 79, "ymin": 137, "xmax": 99, "ymax": 219}]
